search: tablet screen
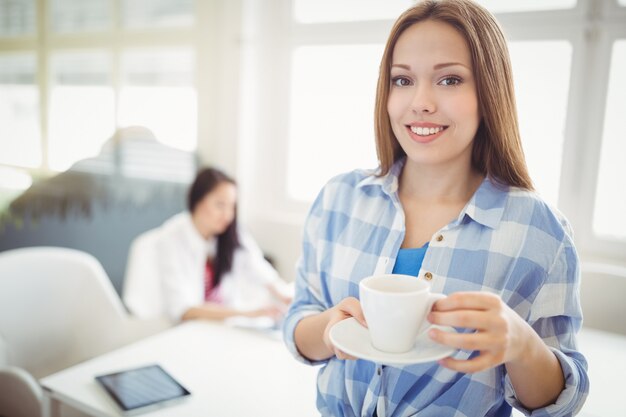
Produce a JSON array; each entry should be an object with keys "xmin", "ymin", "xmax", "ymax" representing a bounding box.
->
[{"xmin": 95, "ymin": 364, "xmax": 191, "ymax": 414}]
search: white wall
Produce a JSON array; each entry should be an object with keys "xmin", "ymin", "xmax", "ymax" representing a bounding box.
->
[{"xmin": 580, "ymin": 264, "xmax": 626, "ymax": 334}]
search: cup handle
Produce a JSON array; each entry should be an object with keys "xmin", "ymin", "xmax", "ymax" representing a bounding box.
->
[{"xmin": 417, "ymin": 293, "xmax": 446, "ymax": 335}]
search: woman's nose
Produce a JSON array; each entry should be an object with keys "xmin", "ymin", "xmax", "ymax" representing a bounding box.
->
[{"xmin": 411, "ymin": 84, "xmax": 436, "ymax": 114}]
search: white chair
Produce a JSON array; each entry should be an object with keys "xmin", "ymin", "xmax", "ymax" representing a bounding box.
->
[
  {"xmin": 0, "ymin": 247, "xmax": 169, "ymax": 417},
  {"xmin": 123, "ymin": 228, "xmax": 170, "ymax": 320}
]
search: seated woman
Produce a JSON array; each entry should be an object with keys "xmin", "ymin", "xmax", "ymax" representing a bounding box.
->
[{"xmin": 145, "ymin": 167, "xmax": 290, "ymax": 322}]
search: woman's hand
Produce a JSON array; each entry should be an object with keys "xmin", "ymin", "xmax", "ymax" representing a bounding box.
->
[
  {"xmin": 427, "ymin": 291, "xmax": 532, "ymax": 373},
  {"xmin": 322, "ymin": 297, "xmax": 367, "ymax": 360},
  {"xmin": 294, "ymin": 296, "xmax": 366, "ymax": 361}
]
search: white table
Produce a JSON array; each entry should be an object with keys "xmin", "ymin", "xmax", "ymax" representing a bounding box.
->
[
  {"xmin": 40, "ymin": 322, "xmax": 626, "ymax": 417},
  {"xmin": 576, "ymin": 327, "xmax": 626, "ymax": 417},
  {"xmin": 510, "ymin": 327, "xmax": 626, "ymax": 417},
  {"xmin": 40, "ymin": 321, "xmax": 319, "ymax": 417}
]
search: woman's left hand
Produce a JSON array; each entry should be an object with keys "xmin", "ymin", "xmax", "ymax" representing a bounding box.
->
[{"xmin": 427, "ymin": 291, "xmax": 531, "ymax": 373}]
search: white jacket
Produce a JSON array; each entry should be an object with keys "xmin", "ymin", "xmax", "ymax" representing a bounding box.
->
[{"xmin": 124, "ymin": 212, "xmax": 283, "ymax": 322}]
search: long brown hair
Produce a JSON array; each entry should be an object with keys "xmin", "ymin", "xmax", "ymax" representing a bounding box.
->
[
  {"xmin": 374, "ymin": 0, "xmax": 533, "ymax": 189},
  {"xmin": 188, "ymin": 167, "xmax": 240, "ymax": 286}
]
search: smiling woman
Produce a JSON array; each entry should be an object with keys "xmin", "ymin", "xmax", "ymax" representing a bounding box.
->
[{"xmin": 283, "ymin": 1, "xmax": 588, "ymax": 416}]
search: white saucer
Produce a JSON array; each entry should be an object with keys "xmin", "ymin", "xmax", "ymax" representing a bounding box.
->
[{"xmin": 329, "ymin": 317, "xmax": 456, "ymax": 366}]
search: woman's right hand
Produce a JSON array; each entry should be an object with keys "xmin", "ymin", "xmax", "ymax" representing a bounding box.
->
[{"xmin": 322, "ymin": 297, "xmax": 367, "ymax": 360}]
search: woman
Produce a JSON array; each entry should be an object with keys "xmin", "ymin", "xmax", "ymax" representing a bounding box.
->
[
  {"xmin": 155, "ymin": 167, "xmax": 290, "ymax": 322},
  {"xmin": 283, "ymin": 1, "xmax": 588, "ymax": 416}
]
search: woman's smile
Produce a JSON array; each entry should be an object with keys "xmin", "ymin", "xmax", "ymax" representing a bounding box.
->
[{"xmin": 406, "ymin": 122, "xmax": 449, "ymax": 143}]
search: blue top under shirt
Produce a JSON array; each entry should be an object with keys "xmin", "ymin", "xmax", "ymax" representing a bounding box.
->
[{"xmin": 391, "ymin": 243, "xmax": 429, "ymax": 276}]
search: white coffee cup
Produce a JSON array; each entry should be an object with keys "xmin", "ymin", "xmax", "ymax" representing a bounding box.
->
[{"xmin": 359, "ymin": 274, "xmax": 445, "ymax": 353}]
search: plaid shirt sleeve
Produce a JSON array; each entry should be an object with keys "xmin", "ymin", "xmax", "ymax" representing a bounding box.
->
[
  {"xmin": 505, "ymin": 221, "xmax": 589, "ymax": 416},
  {"xmin": 283, "ymin": 186, "xmax": 331, "ymax": 366}
]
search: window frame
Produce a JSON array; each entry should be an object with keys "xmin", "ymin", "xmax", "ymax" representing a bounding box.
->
[
  {"xmin": 570, "ymin": 0, "xmax": 626, "ymax": 260},
  {"xmin": 0, "ymin": 0, "xmax": 240, "ymax": 180},
  {"xmin": 243, "ymin": 0, "xmax": 626, "ymax": 266}
]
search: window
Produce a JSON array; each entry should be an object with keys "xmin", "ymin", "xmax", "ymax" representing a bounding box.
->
[
  {"xmin": 50, "ymin": 0, "xmax": 110, "ymax": 33},
  {"xmin": 508, "ymin": 41, "xmax": 572, "ymax": 206},
  {"xmin": 293, "ymin": 0, "xmax": 412, "ymax": 23},
  {"xmin": 48, "ymin": 51, "xmax": 115, "ymax": 170},
  {"xmin": 0, "ymin": 166, "xmax": 32, "ymax": 191},
  {"xmin": 0, "ymin": 0, "xmax": 204, "ymax": 186},
  {"xmin": 121, "ymin": 0, "xmax": 194, "ymax": 29},
  {"xmin": 0, "ymin": 166, "xmax": 32, "ymax": 208},
  {"xmin": 0, "ymin": 0, "xmax": 36, "ymax": 37},
  {"xmin": 475, "ymin": 0, "xmax": 576, "ymax": 13},
  {"xmin": 287, "ymin": 44, "xmax": 381, "ymax": 201},
  {"xmin": 0, "ymin": 53, "xmax": 41, "ymax": 168},
  {"xmin": 594, "ymin": 40, "xmax": 626, "ymax": 240},
  {"xmin": 118, "ymin": 49, "xmax": 196, "ymax": 152}
]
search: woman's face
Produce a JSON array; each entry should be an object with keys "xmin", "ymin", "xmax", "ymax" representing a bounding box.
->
[
  {"xmin": 387, "ymin": 19, "xmax": 480, "ymax": 171},
  {"xmin": 195, "ymin": 181, "xmax": 237, "ymax": 236}
]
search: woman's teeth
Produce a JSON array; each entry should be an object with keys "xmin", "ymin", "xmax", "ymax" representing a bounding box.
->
[{"xmin": 410, "ymin": 126, "xmax": 445, "ymax": 136}]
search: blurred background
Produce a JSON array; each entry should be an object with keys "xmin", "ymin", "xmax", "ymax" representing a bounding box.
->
[{"xmin": 0, "ymin": 0, "xmax": 624, "ymax": 333}]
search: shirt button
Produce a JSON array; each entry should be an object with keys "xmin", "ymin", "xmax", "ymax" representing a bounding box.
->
[
  {"xmin": 377, "ymin": 367, "xmax": 382, "ymax": 376},
  {"xmin": 436, "ymin": 234, "xmax": 444, "ymax": 242},
  {"xmin": 424, "ymin": 272, "xmax": 433, "ymax": 280}
]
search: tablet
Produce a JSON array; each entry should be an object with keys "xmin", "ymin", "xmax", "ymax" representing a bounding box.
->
[{"xmin": 95, "ymin": 364, "xmax": 191, "ymax": 415}]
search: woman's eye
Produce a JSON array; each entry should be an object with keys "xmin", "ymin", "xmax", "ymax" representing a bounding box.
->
[
  {"xmin": 439, "ymin": 76, "xmax": 462, "ymax": 86},
  {"xmin": 391, "ymin": 76, "xmax": 412, "ymax": 87}
]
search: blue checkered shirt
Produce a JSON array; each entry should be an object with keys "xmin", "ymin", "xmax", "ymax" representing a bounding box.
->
[{"xmin": 283, "ymin": 159, "xmax": 589, "ymax": 417}]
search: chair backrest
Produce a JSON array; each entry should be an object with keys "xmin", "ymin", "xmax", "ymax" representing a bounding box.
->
[
  {"xmin": 123, "ymin": 228, "xmax": 167, "ymax": 319},
  {"xmin": 580, "ymin": 262, "xmax": 626, "ymax": 335},
  {"xmin": 0, "ymin": 367, "xmax": 42, "ymax": 417},
  {"xmin": 0, "ymin": 246, "xmax": 130, "ymax": 378}
]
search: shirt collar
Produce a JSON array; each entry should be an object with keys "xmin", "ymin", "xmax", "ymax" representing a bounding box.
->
[
  {"xmin": 180, "ymin": 211, "xmax": 218, "ymax": 255},
  {"xmin": 356, "ymin": 158, "xmax": 508, "ymax": 230},
  {"xmin": 356, "ymin": 158, "xmax": 405, "ymax": 197},
  {"xmin": 457, "ymin": 177, "xmax": 508, "ymax": 229}
]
